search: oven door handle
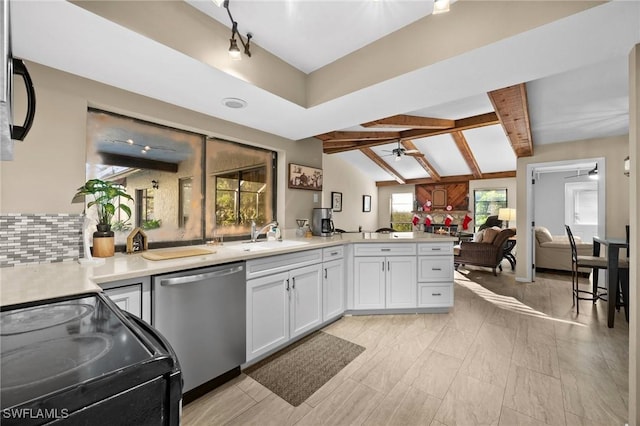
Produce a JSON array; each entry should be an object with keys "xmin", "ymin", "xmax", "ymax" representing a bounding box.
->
[{"xmin": 159, "ymin": 265, "xmax": 244, "ymax": 286}]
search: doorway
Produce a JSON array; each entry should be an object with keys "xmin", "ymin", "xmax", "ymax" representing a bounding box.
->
[{"xmin": 523, "ymin": 158, "xmax": 606, "ymax": 282}]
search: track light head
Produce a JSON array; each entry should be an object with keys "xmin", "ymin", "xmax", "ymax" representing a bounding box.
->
[{"xmin": 228, "ymin": 37, "xmax": 241, "ymax": 60}]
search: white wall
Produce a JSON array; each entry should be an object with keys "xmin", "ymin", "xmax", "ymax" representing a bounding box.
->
[{"xmin": 322, "ymin": 154, "xmax": 378, "ymax": 232}]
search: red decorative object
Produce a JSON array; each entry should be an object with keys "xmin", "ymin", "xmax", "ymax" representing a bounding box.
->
[
  {"xmin": 425, "ymin": 215, "xmax": 432, "ymax": 227},
  {"xmin": 462, "ymin": 214, "xmax": 473, "ymax": 230},
  {"xmin": 412, "ymin": 214, "xmax": 420, "ymax": 226},
  {"xmin": 446, "ymin": 205, "xmax": 452, "ymax": 211},
  {"xmin": 444, "ymin": 214, "xmax": 453, "ymax": 227}
]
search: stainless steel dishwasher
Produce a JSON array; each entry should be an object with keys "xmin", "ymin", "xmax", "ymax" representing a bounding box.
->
[{"xmin": 152, "ymin": 262, "xmax": 245, "ymax": 399}]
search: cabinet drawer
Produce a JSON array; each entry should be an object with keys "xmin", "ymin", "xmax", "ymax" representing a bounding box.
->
[
  {"xmin": 353, "ymin": 243, "xmax": 416, "ymax": 256},
  {"xmin": 418, "ymin": 256, "xmax": 454, "ymax": 282},
  {"xmin": 322, "ymin": 245, "xmax": 344, "ymax": 260},
  {"xmin": 246, "ymin": 249, "xmax": 322, "ymax": 279},
  {"xmin": 418, "ymin": 284, "xmax": 452, "ymax": 307},
  {"xmin": 418, "ymin": 243, "xmax": 454, "ymax": 255}
]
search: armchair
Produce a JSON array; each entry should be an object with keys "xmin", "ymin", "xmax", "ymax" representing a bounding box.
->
[{"xmin": 454, "ymin": 228, "xmax": 516, "ymax": 276}]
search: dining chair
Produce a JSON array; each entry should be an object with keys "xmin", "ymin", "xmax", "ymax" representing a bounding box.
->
[
  {"xmin": 565, "ymin": 225, "xmax": 608, "ymax": 314},
  {"xmin": 616, "ymin": 225, "xmax": 630, "ymax": 321}
]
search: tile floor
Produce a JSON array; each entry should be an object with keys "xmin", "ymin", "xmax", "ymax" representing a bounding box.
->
[{"xmin": 182, "ymin": 266, "xmax": 629, "ymax": 426}]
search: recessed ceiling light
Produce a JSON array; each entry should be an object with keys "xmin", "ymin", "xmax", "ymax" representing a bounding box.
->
[{"xmin": 222, "ymin": 97, "xmax": 248, "ymax": 109}]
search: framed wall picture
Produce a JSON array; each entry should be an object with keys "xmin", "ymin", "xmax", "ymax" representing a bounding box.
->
[
  {"xmin": 362, "ymin": 195, "xmax": 371, "ymax": 212},
  {"xmin": 331, "ymin": 192, "xmax": 342, "ymax": 212},
  {"xmin": 288, "ymin": 163, "xmax": 323, "ymax": 190}
]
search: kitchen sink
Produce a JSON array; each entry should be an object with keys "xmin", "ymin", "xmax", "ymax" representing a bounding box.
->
[{"xmin": 225, "ymin": 240, "xmax": 310, "ymax": 252}]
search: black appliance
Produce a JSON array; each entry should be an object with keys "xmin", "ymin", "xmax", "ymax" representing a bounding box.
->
[
  {"xmin": 0, "ymin": 293, "xmax": 182, "ymax": 426},
  {"xmin": 2, "ymin": 0, "xmax": 36, "ymax": 144}
]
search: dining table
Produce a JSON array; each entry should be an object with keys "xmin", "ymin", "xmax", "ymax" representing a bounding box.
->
[{"xmin": 592, "ymin": 236, "xmax": 629, "ymax": 328}]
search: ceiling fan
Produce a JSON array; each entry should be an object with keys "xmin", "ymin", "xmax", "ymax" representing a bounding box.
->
[{"xmin": 382, "ymin": 141, "xmax": 421, "ymax": 162}]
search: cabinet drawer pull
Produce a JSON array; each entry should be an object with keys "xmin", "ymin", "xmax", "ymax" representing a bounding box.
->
[
  {"xmin": 381, "ymin": 248, "xmax": 391, "ymax": 252},
  {"xmin": 324, "ymin": 268, "xmax": 328, "ymax": 279},
  {"xmin": 432, "ymin": 292, "xmax": 442, "ymax": 296},
  {"xmin": 292, "ymin": 277, "xmax": 296, "ymax": 289},
  {"xmin": 431, "ymin": 248, "xmax": 442, "ymax": 251},
  {"xmin": 330, "ymin": 251, "xmax": 339, "ymax": 256},
  {"xmin": 432, "ymin": 267, "xmax": 442, "ymax": 271},
  {"xmin": 286, "ymin": 279, "xmax": 290, "ymax": 292}
]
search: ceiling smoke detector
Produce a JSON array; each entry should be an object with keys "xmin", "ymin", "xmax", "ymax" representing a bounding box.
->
[{"xmin": 222, "ymin": 97, "xmax": 247, "ymax": 109}]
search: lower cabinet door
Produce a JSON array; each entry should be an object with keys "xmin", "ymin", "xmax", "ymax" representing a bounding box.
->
[
  {"xmin": 386, "ymin": 256, "xmax": 417, "ymax": 308},
  {"xmin": 418, "ymin": 283, "xmax": 453, "ymax": 308},
  {"xmin": 246, "ymin": 272, "xmax": 290, "ymax": 361},
  {"xmin": 290, "ymin": 264, "xmax": 323, "ymax": 339},
  {"xmin": 354, "ymin": 257, "xmax": 386, "ymax": 309},
  {"xmin": 323, "ymin": 259, "xmax": 344, "ymax": 321},
  {"xmin": 104, "ymin": 284, "xmax": 143, "ymax": 319}
]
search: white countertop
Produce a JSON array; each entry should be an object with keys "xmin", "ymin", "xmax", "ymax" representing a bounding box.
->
[{"xmin": 1, "ymin": 231, "xmax": 456, "ymax": 307}]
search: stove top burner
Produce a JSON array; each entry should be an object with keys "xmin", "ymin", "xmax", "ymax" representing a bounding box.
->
[
  {"xmin": 1, "ymin": 333, "xmax": 113, "ymax": 390},
  {"xmin": 1, "ymin": 303, "xmax": 94, "ymax": 335}
]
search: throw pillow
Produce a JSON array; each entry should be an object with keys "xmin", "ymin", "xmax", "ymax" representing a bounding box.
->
[
  {"xmin": 473, "ymin": 229, "xmax": 485, "ymax": 242},
  {"xmin": 482, "ymin": 227, "xmax": 501, "ymax": 244},
  {"xmin": 535, "ymin": 227, "xmax": 553, "ymax": 244}
]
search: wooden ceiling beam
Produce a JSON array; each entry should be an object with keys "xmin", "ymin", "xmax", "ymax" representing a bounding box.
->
[
  {"xmin": 362, "ymin": 115, "xmax": 455, "ymax": 129},
  {"xmin": 317, "ymin": 131, "xmax": 400, "ymax": 142},
  {"xmin": 320, "ymin": 112, "xmax": 500, "ymax": 154},
  {"xmin": 400, "ymin": 140, "xmax": 440, "ymax": 181},
  {"xmin": 451, "ymin": 131, "xmax": 482, "ymax": 179},
  {"xmin": 360, "ymin": 147, "xmax": 406, "ymax": 184},
  {"xmin": 398, "ymin": 112, "xmax": 499, "ymax": 141},
  {"xmin": 488, "ymin": 83, "xmax": 534, "ymax": 157},
  {"xmin": 375, "ymin": 171, "xmax": 516, "ymax": 187}
]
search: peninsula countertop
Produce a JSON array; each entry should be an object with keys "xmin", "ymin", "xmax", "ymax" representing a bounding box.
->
[{"xmin": 1, "ymin": 231, "xmax": 457, "ymax": 307}]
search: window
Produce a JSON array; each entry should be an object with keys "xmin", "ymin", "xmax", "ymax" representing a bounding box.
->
[
  {"xmin": 206, "ymin": 139, "xmax": 276, "ymax": 237},
  {"xmin": 390, "ymin": 193, "xmax": 414, "ymax": 231},
  {"xmin": 179, "ymin": 178, "xmax": 192, "ymax": 227},
  {"xmin": 136, "ymin": 188, "xmax": 159, "ymax": 230},
  {"xmin": 565, "ymin": 182, "xmax": 598, "ymax": 226},
  {"xmin": 474, "ymin": 189, "xmax": 507, "ymax": 231}
]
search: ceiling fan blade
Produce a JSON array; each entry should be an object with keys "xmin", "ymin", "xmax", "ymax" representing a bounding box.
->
[
  {"xmin": 405, "ymin": 152, "xmax": 422, "ymax": 157},
  {"xmin": 404, "ymin": 149, "xmax": 420, "ymax": 154}
]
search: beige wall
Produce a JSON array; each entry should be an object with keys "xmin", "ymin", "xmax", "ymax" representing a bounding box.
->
[
  {"xmin": 0, "ymin": 62, "xmax": 323, "ymax": 230},
  {"xmin": 515, "ymin": 134, "xmax": 630, "ymax": 279},
  {"xmin": 629, "ymin": 43, "xmax": 639, "ymax": 426},
  {"xmin": 322, "ymin": 154, "xmax": 378, "ymax": 232},
  {"xmin": 376, "ymin": 184, "xmax": 415, "ymax": 230}
]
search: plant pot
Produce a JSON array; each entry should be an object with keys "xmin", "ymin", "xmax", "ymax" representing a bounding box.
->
[{"xmin": 93, "ymin": 224, "xmax": 115, "ymax": 258}]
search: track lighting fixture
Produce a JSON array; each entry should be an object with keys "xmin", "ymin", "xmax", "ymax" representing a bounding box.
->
[
  {"xmin": 433, "ymin": 0, "xmax": 450, "ymax": 14},
  {"xmin": 223, "ymin": 0, "xmax": 252, "ymax": 60}
]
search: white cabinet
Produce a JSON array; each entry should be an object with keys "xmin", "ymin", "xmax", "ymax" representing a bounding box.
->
[
  {"xmin": 246, "ymin": 272, "xmax": 290, "ymax": 359},
  {"xmin": 386, "ymin": 256, "xmax": 418, "ymax": 309},
  {"xmin": 289, "ymin": 265, "xmax": 323, "ymax": 338},
  {"xmin": 417, "ymin": 242, "xmax": 454, "ymax": 308},
  {"xmin": 100, "ymin": 276, "xmax": 151, "ymax": 323},
  {"xmin": 353, "ymin": 244, "xmax": 417, "ymax": 310},
  {"xmin": 246, "ymin": 255, "xmax": 322, "ymax": 361},
  {"xmin": 354, "ymin": 256, "xmax": 386, "ymax": 309},
  {"xmin": 323, "ymin": 258, "xmax": 344, "ymax": 321}
]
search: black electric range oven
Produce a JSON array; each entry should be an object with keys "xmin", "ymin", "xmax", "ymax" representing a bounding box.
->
[{"xmin": 0, "ymin": 293, "xmax": 182, "ymax": 425}]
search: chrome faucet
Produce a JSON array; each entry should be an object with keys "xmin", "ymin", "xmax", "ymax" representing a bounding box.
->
[{"xmin": 250, "ymin": 220, "xmax": 278, "ymax": 242}]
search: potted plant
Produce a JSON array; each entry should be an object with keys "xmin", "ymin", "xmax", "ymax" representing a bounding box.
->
[{"xmin": 73, "ymin": 179, "xmax": 133, "ymax": 257}]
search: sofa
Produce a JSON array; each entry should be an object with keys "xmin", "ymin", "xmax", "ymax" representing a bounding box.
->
[
  {"xmin": 455, "ymin": 227, "xmax": 516, "ymax": 276},
  {"xmin": 534, "ymin": 226, "xmax": 593, "ymax": 272}
]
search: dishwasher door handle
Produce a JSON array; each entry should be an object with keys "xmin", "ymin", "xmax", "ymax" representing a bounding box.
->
[{"xmin": 159, "ymin": 265, "xmax": 245, "ymax": 286}]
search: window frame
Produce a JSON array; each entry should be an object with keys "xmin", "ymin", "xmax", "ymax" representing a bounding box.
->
[
  {"xmin": 473, "ymin": 188, "xmax": 508, "ymax": 231},
  {"xmin": 390, "ymin": 192, "xmax": 414, "ymax": 231}
]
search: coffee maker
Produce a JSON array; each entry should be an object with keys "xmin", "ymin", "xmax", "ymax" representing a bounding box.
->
[{"xmin": 312, "ymin": 208, "xmax": 334, "ymax": 237}]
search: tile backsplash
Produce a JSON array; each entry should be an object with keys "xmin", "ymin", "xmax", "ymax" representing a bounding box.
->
[{"xmin": 0, "ymin": 214, "xmax": 83, "ymax": 268}]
